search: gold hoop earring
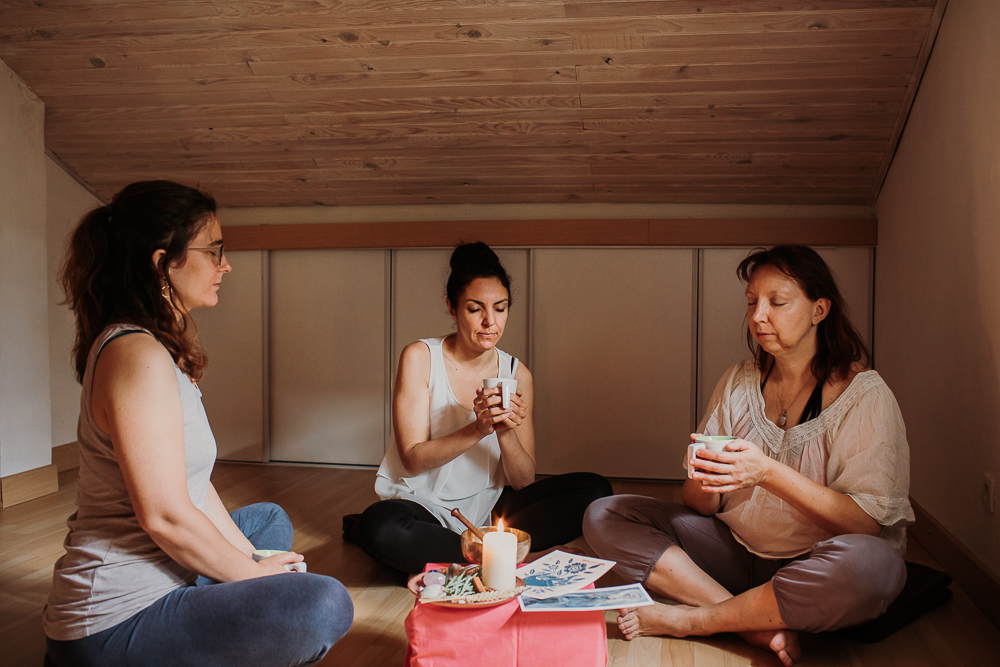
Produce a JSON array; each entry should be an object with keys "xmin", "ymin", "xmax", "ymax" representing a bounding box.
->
[{"xmin": 161, "ymin": 283, "xmax": 172, "ymax": 300}]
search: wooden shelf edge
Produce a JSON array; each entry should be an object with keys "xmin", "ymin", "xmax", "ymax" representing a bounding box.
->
[{"xmin": 224, "ymin": 218, "xmax": 876, "ymax": 251}]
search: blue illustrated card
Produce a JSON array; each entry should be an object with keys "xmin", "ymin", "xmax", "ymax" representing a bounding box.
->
[
  {"xmin": 515, "ymin": 550, "xmax": 615, "ymax": 599},
  {"xmin": 518, "ymin": 583, "xmax": 654, "ymax": 612}
]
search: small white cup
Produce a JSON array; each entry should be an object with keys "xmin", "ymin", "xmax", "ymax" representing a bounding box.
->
[
  {"xmin": 686, "ymin": 436, "xmax": 737, "ymax": 478},
  {"xmin": 695, "ymin": 435, "xmax": 737, "ymax": 451},
  {"xmin": 482, "ymin": 377, "xmax": 518, "ymax": 409},
  {"xmin": 252, "ymin": 549, "xmax": 307, "ymax": 572}
]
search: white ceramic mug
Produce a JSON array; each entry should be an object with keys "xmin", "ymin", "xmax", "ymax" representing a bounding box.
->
[
  {"xmin": 252, "ymin": 549, "xmax": 307, "ymax": 572},
  {"xmin": 482, "ymin": 377, "xmax": 518, "ymax": 409},
  {"xmin": 686, "ymin": 436, "xmax": 737, "ymax": 478}
]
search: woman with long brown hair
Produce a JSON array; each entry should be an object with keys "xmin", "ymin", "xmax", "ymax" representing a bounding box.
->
[
  {"xmin": 44, "ymin": 181, "xmax": 352, "ymax": 666},
  {"xmin": 584, "ymin": 245, "xmax": 913, "ymax": 666}
]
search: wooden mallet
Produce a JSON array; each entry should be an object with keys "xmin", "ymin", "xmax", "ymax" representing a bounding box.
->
[{"xmin": 450, "ymin": 508, "xmax": 485, "ymax": 541}]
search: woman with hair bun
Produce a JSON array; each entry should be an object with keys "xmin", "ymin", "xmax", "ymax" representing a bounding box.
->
[
  {"xmin": 44, "ymin": 181, "xmax": 352, "ymax": 666},
  {"xmin": 583, "ymin": 245, "xmax": 913, "ymax": 666},
  {"xmin": 356, "ymin": 242, "xmax": 613, "ymax": 574}
]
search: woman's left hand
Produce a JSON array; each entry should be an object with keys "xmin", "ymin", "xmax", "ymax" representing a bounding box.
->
[
  {"xmin": 472, "ymin": 387, "xmax": 509, "ymax": 436},
  {"xmin": 690, "ymin": 439, "xmax": 774, "ymax": 493},
  {"xmin": 494, "ymin": 390, "xmax": 526, "ymax": 432}
]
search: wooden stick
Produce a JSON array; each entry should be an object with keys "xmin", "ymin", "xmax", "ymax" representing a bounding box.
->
[
  {"xmin": 451, "ymin": 508, "xmax": 485, "ymax": 540},
  {"xmin": 473, "ymin": 576, "xmax": 486, "ymax": 593}
]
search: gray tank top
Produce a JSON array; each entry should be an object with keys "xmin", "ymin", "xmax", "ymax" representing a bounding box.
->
[{"xmin": 43, "ymin": 324, "xmax": 218, "ymax": 640}]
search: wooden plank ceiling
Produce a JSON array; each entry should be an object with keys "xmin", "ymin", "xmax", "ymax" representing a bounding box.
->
[{"xmin": 0, "ymin": 0, "xmax": 946, "ymax": 208}]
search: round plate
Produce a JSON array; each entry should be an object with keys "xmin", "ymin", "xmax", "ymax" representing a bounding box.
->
[{"xmin": 421, "ymin": 577, "xmax": 525, "ymax": 609}]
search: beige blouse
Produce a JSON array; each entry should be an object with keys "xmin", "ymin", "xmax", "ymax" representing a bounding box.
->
[{"xmin": 697, "ymin": 360, "xmax": 914, "ymax": 559}]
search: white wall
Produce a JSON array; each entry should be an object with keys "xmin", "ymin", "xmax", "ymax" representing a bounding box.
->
[
  {"xmin": 875, "ymin": 0, "xmax": 1000, "ymax": 575},
  {"xmin": 46, "ymin": 157, "xmax": 99, "ymax": 448},
  {"xmin": 0, "ymin": 59, "xmax": 51, "ymax": 477}
]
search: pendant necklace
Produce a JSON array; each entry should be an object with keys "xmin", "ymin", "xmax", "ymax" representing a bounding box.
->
[{"xmin": 776, "ymin": 377, "xmax": 814, "ymax": 427}]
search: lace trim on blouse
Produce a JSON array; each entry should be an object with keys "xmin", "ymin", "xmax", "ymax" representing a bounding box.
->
[{"xmin": 744, "ymin": 362, "xmax": 883, "ymax": 458}]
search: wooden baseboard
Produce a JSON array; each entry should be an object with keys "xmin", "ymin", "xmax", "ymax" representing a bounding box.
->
[
  {"xmin": 0, "ymin": 464, "xmax": 59, "ymax": 508},
  {"xmin": 909, "ymin": 498, "xmax": 1000, "ymax": 629},
  {"xmin": 51, "ymin": 441, "xmax": 79, "ymax": 472}
]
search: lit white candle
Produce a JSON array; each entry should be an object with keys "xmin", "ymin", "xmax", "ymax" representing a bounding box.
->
[{"xmin": 481, "ymin": 518, "xmax": 517, "ymax": 591}]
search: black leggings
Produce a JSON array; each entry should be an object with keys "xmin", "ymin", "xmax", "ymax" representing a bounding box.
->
[{"xmin": 357, "ymin": 472, "xmax": 614, "ymax": 574}]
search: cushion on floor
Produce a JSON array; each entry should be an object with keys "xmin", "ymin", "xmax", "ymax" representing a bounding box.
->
[{"xmin": 834, "ymin": 561, "xmax": 953, "ymax": 643}]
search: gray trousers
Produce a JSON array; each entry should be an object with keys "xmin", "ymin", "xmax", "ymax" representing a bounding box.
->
[{"xmin": 582, "ymin": 495, "xmax": 906, "ymax": 632}]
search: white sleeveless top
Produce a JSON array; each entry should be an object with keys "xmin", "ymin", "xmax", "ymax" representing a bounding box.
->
[
  {"xmin": 43, "ymin": 324, "xmax": 218, "ymax": 640},
  {"xmin": 375, "ymin": 337, "xmax": 518, "ymax": 533}
]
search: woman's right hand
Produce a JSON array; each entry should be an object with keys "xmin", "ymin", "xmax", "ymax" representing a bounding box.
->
[
  {"xmin": 253, "ymin": 551, "xmax": 305, "ymax": 577},
  {"xmin": 472, "ymin": 386, "xmax": 515, "ymax": 436},
  {"xmin": 682, "ymin": 433, "xmax": 723, "ymax": 516}
]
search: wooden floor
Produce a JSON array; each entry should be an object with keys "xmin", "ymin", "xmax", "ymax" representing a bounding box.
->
[{"xmin": 3, "ymin": 463, "xmax": 1000, "ymax": 666}]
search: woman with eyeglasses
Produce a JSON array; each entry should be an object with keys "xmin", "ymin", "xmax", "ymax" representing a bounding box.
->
[{"xmin": 43, "ymin": 181, "xmax": 352, "ymax": 667}]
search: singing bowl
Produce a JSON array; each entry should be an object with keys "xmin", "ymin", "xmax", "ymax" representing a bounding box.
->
[{"xmin": 461, "ymin": 526, "xmax": 532, "ymax": 565}]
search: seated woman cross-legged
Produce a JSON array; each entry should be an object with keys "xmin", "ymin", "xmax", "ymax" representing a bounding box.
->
[
  {"xmin": 44, "ymin": 182, "xmax": 352, "ymax": 667},
  {"xmin": 583, "ymin": 245, "xmax": 914, "ymax": 666},
  {"xmin": 357, "ymin": 242, "xmax": 613, "ymax": 574}
]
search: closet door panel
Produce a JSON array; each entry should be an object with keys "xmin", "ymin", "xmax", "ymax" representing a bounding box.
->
[
  {"xmin": 698, "ymin": 247, "xmax": 874, "ymax": 420},
  {"xmin": 531, "ymin": 249, "xmax": 695, "ymax": 480},
  {"xmin": 269, "ymin": 250, "xmax": 387, "ymax": 465},
  {"xmin": 193, "ymin": 251, "xmax": 266, "ymax": 462}
]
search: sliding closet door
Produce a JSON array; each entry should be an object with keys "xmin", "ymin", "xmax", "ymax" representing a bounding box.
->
[
  {"xmin": 698, "ymin": 247, "xmax": 874, "ymax": 420},
  {"xmin": 269, "ymin": 250, "xmax": 388, "ymax": 465},
  {"xmin": 193, "ymin": 251, "xmax": 266, "ymax": 462},
  {"xmin": 531, "ymin": 249, "xmax": 696, "ymax": 479}
]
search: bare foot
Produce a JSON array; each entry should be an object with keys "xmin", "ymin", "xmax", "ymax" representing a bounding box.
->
[
  {"xmin": 616, "ymin": 605, "xmax": 801, "ymax": 666},
  {"xmin": 616, "ymin": 603, "xmax": 695, "ymax": 640},
  {"xmin": 739, "ymin": 630, "xmax": 801, "ymax": 667}
]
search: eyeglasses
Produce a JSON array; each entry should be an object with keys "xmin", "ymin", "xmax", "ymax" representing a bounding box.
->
[{"xmin": 188, "ymin": 244, "xmax": 226, "ymax": 267}]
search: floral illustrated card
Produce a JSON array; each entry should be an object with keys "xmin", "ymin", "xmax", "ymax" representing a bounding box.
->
[
  {"xmin": 515, "ymin": 550, "xmax": 615, "ymax": 599},
  {"xmin": 518, "ymin": 583, "xmax": 654, "ymax": 612}
]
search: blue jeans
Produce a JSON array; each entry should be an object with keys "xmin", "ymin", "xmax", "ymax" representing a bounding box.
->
[{"xmin": 46, "ymin": 503, "xmax": 353, "ymax": 667}]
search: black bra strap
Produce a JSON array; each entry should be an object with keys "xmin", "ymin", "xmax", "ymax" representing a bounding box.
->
[
  {"xmin": 95, "ymin": 329, "xmax": 144, "ymax": 363},
  {"xmin": 761, "ymin": 361, "xmax": 826, "ymax": 425},
  {"xmin": 760, "ymin": 361, "xmax": 775, "ymax": 390},
  {"xmin": 800, "ymin": 375, "xmax": 826, "ymax": 424}
]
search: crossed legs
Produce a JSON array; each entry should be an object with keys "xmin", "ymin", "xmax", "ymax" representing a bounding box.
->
[
  {"xmin": 583, "ymin": 495, "xmax": 905, "ymax": 666},
  {"xmin": 623, "ymin": 544, "xmax": 799, "ymax": 666}
]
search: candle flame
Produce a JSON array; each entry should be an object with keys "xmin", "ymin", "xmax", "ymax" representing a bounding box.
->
[{"xmin": 497, "ymin": 518, "xmax": 505, "ymax": 533}]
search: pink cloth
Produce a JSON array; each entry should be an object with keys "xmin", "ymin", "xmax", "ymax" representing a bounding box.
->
[{"xmin": 405, "ymin": 565, "xmax": 607, "ymax": 667}]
